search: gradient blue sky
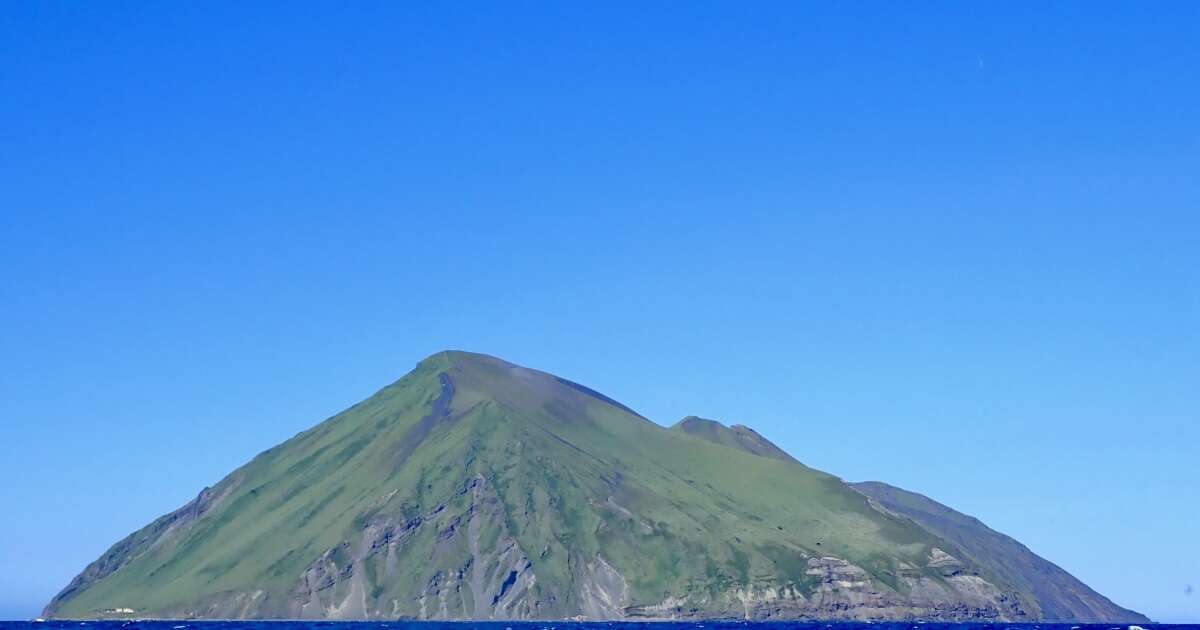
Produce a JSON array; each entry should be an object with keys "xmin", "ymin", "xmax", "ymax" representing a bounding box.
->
[{"xmin": 1, "ymin": 1, "xmax": 1197, "ymax": 622}]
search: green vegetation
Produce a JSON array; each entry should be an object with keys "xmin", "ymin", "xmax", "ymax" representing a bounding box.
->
[{"xmin": 43, "ymin": 351, "xmax": 1147, "ymax": 622}]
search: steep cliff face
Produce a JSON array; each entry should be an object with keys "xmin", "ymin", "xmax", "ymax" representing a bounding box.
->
[{"xmin": 45, "ymin": 351, "xmax": 1146, "ymax": 622}]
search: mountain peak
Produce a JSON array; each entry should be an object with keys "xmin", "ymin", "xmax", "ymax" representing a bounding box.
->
[
  {"xmin": 413, "ymin": 350, "xmax": 651, "ymax": 425},
  {"xmin": 671, "ymin": 415, "xmax": 797, "ymax": 463},
  {"xmin": 418, "ymin": 349, "xmax": 512, "ymax": 368},
  {"xmin": 671, "ymin": 415, "xmax": 723, "ymax": 433}
]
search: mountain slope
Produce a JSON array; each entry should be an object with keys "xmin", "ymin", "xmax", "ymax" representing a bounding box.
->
[
  {"xmin": 45, "ymin": 351, "xmax": 1143, "ymax": 622},
  {"xmin": 673, "ymin": 416, "xmax": 1148, "ymax": 624},
  {"xmin": 849, "ymin": 481, "xmax": 1149, "ymax": 623}
]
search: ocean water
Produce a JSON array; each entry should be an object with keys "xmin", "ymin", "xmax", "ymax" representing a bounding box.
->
[{"xmin": 0, "ymin": 622, "xmax": 1194, "ymax": 630}]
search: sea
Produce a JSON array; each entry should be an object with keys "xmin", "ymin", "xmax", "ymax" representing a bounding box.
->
[{"xmin": 0, "ymin": 622, "xmax": 1195, "ymax": 630}]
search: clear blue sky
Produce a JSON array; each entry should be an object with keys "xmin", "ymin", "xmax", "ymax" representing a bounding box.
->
[{"xmin": 1, "ymin": 1, "xmax": 1196, "ymax": 623}]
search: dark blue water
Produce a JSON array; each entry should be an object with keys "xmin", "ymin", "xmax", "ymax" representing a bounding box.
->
[{"xmin": 0, "ymin": 622, "xmax": 1193, "ymax": 630}]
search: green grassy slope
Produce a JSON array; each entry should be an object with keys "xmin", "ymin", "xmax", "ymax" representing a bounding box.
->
[
  {"xmin": 43, "ymin": 351, "xmax": 1143, "ymax": 622},
  {"xmin": 849, "ymin": 481, "xmax": 1150, "ymax": 623},
  {"xmin": 668, "ymin": 412, "xmax": 1148, "ymax": 624},
  {"xmin": 46, "ymin": 358, "xmax": 451, "ymax": 617}
]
